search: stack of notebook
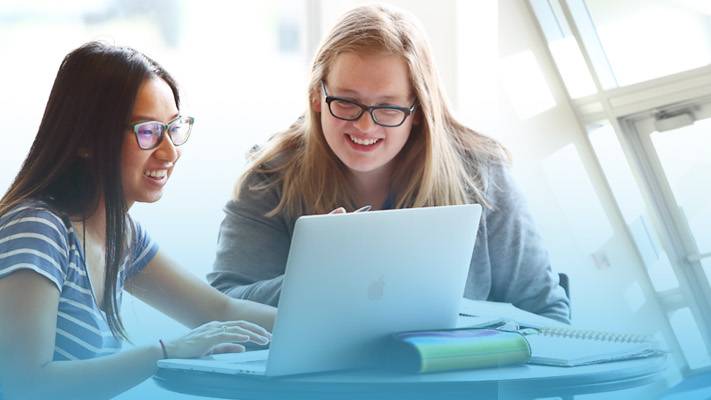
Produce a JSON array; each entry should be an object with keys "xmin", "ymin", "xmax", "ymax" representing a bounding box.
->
[
  {"xmin": 386, "ymin": 325, "xmax": 663, "ymax": 373},
  {"xmin": 386, "ymin": 300, "xmax": 665, "ymax": 374}
]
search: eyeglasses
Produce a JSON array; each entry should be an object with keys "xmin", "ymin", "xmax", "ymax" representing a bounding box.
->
[
  {"xmin": 321, "ymin": 81, "xmax": 416, "ymax": 128},
  {"xmin": 128, "ymin": 115, "xmax": 195, "ymax": 150}
]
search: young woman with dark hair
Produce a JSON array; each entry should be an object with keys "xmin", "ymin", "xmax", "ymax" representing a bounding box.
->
[{"xmin": 0, "ymin": 41, "xmax": 275, "ymax": 399}]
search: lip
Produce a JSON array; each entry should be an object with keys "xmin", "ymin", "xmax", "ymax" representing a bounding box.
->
[
  {"xmin": 143, "ymin": 167, "xmax": 171, "ymax": 187},
  {"xmin": 344, "ymin": 133, "xmax": 383, "ymax": 152},
  {"xmin": 143, "ymin": 173, "xmax": 168, "ymax": 188}
]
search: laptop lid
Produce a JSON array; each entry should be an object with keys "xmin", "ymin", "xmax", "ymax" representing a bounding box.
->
[{"xmin": 266, "ymin": 204, "xmax": 482, "ymax": 376}]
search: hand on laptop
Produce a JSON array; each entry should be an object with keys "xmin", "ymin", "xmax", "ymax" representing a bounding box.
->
[
  {"xmin": 162, "ymin": 320, "xmax": 271, "ymax": 359},
  {"xmin": 329, "ymin": 205, "xmax": 370, "ymax": 214}
]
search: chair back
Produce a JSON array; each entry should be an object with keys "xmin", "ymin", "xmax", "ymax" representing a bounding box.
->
[{"xmin": 558, "ymin": 272, "xmax": 571, "ymax": 319}]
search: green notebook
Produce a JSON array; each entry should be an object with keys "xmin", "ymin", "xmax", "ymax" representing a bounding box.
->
[{"xmin": 387, "ymin": 328, "xmax": 531, "ymax": 373}]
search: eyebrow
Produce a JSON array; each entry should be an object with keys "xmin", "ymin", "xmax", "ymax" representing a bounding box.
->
[
  {"xmin": 331, "ymin": 87, "xmax": 409, "ymax": 103},
  {"xmin": 130, "ymin": 113, "xmax": 180, "ymax": 123}
]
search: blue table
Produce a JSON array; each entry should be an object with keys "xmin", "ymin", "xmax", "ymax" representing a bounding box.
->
[{"xmin": 153, "ymin": 355, "xmax": 668, "ymax": 399}]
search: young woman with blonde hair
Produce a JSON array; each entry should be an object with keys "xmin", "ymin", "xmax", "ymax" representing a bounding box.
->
[{"xmin": 209, "ymin": 4, "xmax": 570, "ymax": 323}]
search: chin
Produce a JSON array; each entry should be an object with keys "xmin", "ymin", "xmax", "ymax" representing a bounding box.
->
[
  {"xmin": 133, "ymin": 192, "xmax": 164, "ymax": 204},
  {"xmin": 343, "ymin": 159, "xmax": 388, "ymax": 174}
]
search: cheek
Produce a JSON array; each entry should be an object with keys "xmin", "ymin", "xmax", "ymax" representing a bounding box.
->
[
  {"xmin": 320, "ymin": 114, "xmax": 340, "ymax": 141},
  {"xmin": 121, "ymin": 148, "xmax": 149, "ymax": 177},
  {"xmin": 389, "ymin": 125, "xmax": 413, "ymax": 148}
]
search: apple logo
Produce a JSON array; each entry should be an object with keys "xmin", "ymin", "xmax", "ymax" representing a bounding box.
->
[{"xmin": 368, "ymin": 275, "xmax": 385, "ymax": 300}]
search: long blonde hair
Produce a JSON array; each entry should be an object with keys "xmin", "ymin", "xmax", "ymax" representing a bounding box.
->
[{"xmin": 237, "ymin": 4, "xmax": 507, "ymax": 218}]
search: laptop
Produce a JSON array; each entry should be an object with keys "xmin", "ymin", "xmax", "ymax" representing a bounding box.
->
[{"xmin": 158, "ymin": 204, "xmax": 482, "ymax": 377}]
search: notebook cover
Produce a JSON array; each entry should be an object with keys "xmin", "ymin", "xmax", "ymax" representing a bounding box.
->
[{"xmin": 387, "ymin": 328, "xmax": 531, "ymax": 373}]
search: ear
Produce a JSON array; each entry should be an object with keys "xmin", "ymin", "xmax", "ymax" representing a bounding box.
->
[
  {"xmin": 412, "ymin": 108, "xmax": 423, "ymax": 126},
  {"xmin": 311, "ymin": 93, "xmax": 322, "ymax": 113}
]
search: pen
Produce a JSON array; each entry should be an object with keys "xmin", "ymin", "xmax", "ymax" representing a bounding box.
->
[{"xmin": 354, "ymin": 205, "xmax": 372, "ymax": 213}]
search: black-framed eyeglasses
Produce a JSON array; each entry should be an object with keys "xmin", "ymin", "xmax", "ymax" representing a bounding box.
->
[
  {"xmin": 321, "ymin": 81, "xmax": 417, "ymax": 128},
  {"xmin": 128, "ymin": 115, "xmax": 195, "ymax": 150}
]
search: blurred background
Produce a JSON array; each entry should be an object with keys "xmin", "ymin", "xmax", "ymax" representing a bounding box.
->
[{"xmin": 1, "ymin": 0, "xmax": 710, "ymax": 398}]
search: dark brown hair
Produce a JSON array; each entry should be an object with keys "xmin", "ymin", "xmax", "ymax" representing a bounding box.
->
[{"xmin": 0, "ymin": 41, "xmax": 179, "ymax": 341}]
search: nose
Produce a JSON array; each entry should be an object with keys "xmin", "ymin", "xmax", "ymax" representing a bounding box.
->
[
  {"xmin": 153, "ymin": 134, "xmax": 180, "ymax": 163},
  {"xmin": 352, "ymin": 110, "xmax": 377, "ymax": 133}
]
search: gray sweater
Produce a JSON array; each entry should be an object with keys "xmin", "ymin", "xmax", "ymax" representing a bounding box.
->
[{"xmin": 208, "ymin": 162, "xmax": 571, "ymax": 323}]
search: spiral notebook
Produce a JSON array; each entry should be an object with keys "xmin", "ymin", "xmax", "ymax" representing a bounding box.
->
[{"xmin": 523, "ymin": 327, "xmax": 664, "ymax": 367}]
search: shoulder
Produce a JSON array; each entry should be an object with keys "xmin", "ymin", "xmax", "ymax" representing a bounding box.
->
[
  {"xmin": 239, "ymin": 130, "xmax": 303, "ymax": 192},
  {"xmin": 235, "ymin": 144, "xmax": 294, "ymax": 203},
  {"xmin": 479, "ymin": 160, "xmax": 527, "ymax": 214},
  {"xmin": 455, "ymin": 130, "xmax": 511, "ymax": 198},
  {"xmin": 460, "ymin": 142, "xmax": 516, "ymax": 209},
  {"xmin": 0, "ymin": 200, "xmax": 71, "ymax": 241},
  {"xmin": 124, "ymin": 216, "xmax": 159, "ymax": 279},
  {"xmin": 0, "ymin": 200, "xmax": 72, "ymax": 290}
]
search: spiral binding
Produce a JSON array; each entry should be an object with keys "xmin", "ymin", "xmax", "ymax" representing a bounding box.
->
[{"xmin": 537, "ymin": 327, "xmax": 652, "ymax": 343}]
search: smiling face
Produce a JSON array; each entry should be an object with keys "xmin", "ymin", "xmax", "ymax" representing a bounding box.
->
[
  {"xmin": 121, "ymin": 77, "xmax": 181, "ymax": 207},
  {"xmin": 316, "ymin": 52, "xmax": 416, "ymax": 181}
]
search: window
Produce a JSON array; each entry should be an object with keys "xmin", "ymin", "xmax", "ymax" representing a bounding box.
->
[{"xmin": 531, "ymin": 0, "xmax": 711, "ymax": 372}]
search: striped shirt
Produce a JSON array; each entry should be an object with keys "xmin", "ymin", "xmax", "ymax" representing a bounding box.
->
[{"xmin": 0, "ymin": 201, "xmax": 158, "ymax": 361}]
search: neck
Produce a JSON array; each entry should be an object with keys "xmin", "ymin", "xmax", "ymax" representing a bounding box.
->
[
  {"xmin": 71, "ymin": 194, "xmax": 133, "ymax": 242},
  {"xmin": 349, "ymin": 166, "xmax": 392, "ymax": 210},
  {"xmin": 75, "ymin": 198, "xmax": 107, "ymax": 242}
]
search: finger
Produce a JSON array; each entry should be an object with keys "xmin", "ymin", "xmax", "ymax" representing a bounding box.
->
[
  {"xmin": 209, "ymin": 343, "xmax": 246, "ymax": 355},
  {"xmin": 329, "ymin": 207, "xmax": 346, "ymax": 214},
  {"xmin": 227, "ymin": 327, "xmax": 269, "ymax": 345},
  {"xmin": 205, "ymin": 331, "xmax": 251, "ymax": 343},
  {"xmin": 217, "ymin": 322, "xmax": 270, "ymax": 342},
  {"xmin": 224, "ymin": 320, "xmax": 272, "ymax": 339},
  {"xmin": 215, "ymin": 326, "xmax": 269, "ymax": 345}
]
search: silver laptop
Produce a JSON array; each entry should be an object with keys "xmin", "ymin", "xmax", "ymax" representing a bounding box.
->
[{"xmin": 158, "ymin": 204, "xmax": 482, "ymax": 377}]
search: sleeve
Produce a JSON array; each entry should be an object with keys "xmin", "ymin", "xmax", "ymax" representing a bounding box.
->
[
  {"xmin": 0, "ymin": 207, "xmax": 69, "ymax": 291},
  {"xmin": 484, "ymin": 163, "xmax": 571, "ymax": 323},
  {"xmin": 207, "ymin": 173, "xmax": 292, "ymax": 306},
  {"xmin": 124, "ymin": 219, "xmax": 159, "ymax": 281}
]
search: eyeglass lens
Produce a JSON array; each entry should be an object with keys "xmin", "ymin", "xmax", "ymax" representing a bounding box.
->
[
  {"xmin": 134, "ymin": 117, "xmax": 192, "ymax": 149},
  {"xmin": 329, "ymin": 99, "xmax": 407, "ymax": 126}
]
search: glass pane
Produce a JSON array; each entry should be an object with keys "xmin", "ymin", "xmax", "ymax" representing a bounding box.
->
[
  {"xmin": 529, "ymin": 0, "xmax": 598, "ymax": 97},
  {"xmin": 587, "ymin": 121, "xmax": 679, "ymax": 291},
  {"xmin": 669, "ymin": 308, "xmax": 711, "ymax": 369},
  {"xmin": 582, "ymin": 0, "xmax": 711, "ymax": 86},
  {"xmin": 499, "ymin": 50, "xmax": 557, "ymax": 120},
  {"xmin": 541, "ymin": 143, "xmax": 612, "ymax": 254},
  {"xmin": 650, "ymin": 118, "xmax": 711, "ymax": 256},
  {"xmin": 704, "ymin": 259, "xmax": 711, "ymax": 289}
]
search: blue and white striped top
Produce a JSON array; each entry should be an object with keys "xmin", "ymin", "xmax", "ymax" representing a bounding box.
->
[{"xmin": 0, "ymin": 201, "xmax": 158, "ymax": 361}]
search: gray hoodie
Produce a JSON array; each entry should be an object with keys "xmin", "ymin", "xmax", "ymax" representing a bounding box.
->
[{"xmin": 208, "ymin": 161, "xmax": 571, "ymax": 323}]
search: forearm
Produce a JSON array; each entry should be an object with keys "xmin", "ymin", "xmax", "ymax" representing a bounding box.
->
[
  {"xmin": 6, "ymin": 344, "xmax": 163, "ymax": 400},
  {"xmin": 219, "ymin": 275, "xmax": 284, "ymax": 306},
  {"xmin": 527, "ymin": 289, "xmax": 571, "ymax": 324},
  {"xmin": 220, "ymin": 297, "xmax": 277, "ymax": 331}
]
